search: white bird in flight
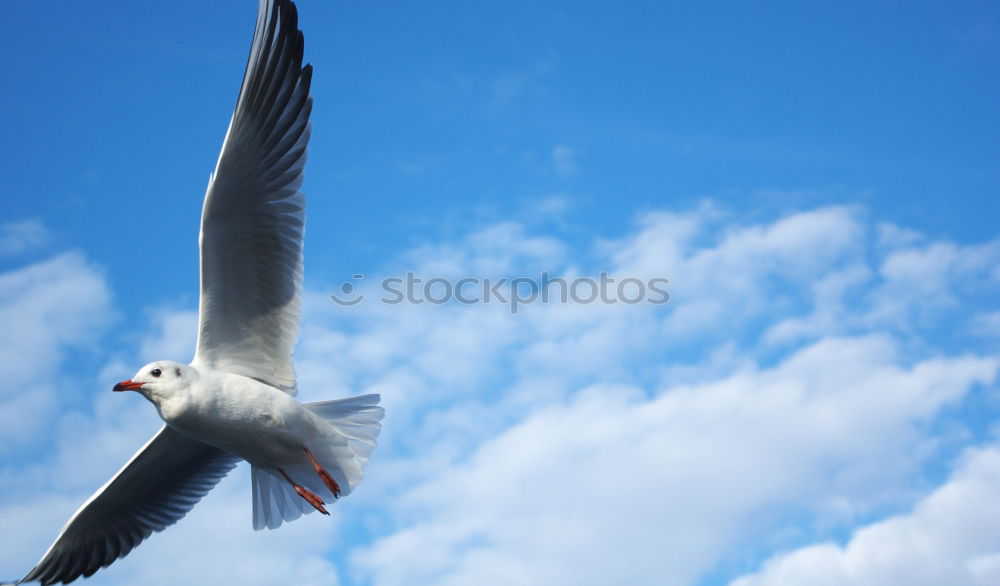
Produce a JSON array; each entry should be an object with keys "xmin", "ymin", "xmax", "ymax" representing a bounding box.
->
[{"xmin": 16, "ymin": 1, "xmax": 383, "ymax": 583}]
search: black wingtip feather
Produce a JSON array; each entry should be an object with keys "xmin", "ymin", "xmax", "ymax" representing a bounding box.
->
[{"xmin": 21, "ymin": 432, "xmax": 237, "ymax": 585}]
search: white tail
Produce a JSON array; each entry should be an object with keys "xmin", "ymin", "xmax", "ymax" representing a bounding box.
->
[{"xmin": 251, "ymin": 394, "xmax": 384, "ymax": 530}]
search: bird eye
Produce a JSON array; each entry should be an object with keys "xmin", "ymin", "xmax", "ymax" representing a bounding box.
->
[{"xmin": 151, "ymin": 368, "xmax": 162, "ymax": 378}]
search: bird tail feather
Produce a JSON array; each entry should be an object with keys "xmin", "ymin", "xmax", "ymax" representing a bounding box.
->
[{"xmin": 250, "ymin": 394, "xmax": 384, "ymax": 530}]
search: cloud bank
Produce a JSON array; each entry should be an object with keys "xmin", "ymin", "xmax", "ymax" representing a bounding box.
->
[{"xmin": 0, "ymin": 204, "xmax": 997, "ymax": 585}]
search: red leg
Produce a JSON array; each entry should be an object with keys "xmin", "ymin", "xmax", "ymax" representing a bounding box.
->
[
  {"xmin": 303, "ymin": 446, "xmax": 341, "ymax": 498},
  {"xmin": 278, "ymin": 468, "xmax": 329, "ymax": 515}
]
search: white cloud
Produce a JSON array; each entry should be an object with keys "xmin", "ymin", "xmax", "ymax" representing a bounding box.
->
[
  {"xmin": 331, "ymin": 204, "xmax": 1000, "ymax": 585},
  {"xmin": 0, "ymin": 219, "xmax": 51, "ymax": 256},
  {"xmin": 524, "ymin": 194, "xmax": 570, "ymax": 220},
  {"xmin": 0, "ymin": 251, "xmax": 112, "ymax": 388},
  {"xmin": 867, "ymin": 241, "xmax": 962, "ymax": 323},
  {"xmin": 351, "ymin": 336, "xmax": 996, "ymax": 586},
  {"xmin": 763, "ymin": 264, "xmax": 872, "ymax": 344},
  {"xmin": 598, "ymin": 204, "xmax": 1000, "ymax": 349},
  {"xmin": 138, "ymin": 308, "xmax": 199, "ymax": 364},
  {"xmin": 385, "ymin": 221, "xmax": 566, "ymax": 285},
  {"xmin": 731, "ymin": 445, "xmax": 1000, "ymax": 586},
  {"xmin": 0, "ymin": 251, "xmax": 114, "ymax": 452},
  {"xmin": 866, "ymin": 235, "xmax": 1000, "ymax": 329},
  {"xmin": 875, "ymin": 221, "xmax": 924, "ymax": 250},
  {"xmin": 605, "ymin": 205, "xmax": 866, "ymax": 340},
  {"xmin": 971, "ymin": 311, "xmax": 1000, "ymax": 337},
  {"xmin": 2, "ymin": 204, "xmax": 999, "ymax": 585}
]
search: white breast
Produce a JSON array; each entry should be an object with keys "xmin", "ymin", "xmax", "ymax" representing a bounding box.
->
[{"xmin": 167, "ymin": 371, "xmax": 316, "ymax": 468}]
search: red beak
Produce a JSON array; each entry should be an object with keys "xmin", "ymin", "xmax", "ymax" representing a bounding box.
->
[{"xmin": 113, "ymin": 379, "xmax": 145, "ymax": 392}]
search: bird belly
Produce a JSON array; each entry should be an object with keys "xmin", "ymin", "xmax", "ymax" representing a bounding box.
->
[{"xmin": 166, "ymin": 381, "xmax": 315, "ymax": 469}]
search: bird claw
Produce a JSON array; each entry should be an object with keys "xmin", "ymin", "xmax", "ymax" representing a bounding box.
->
[
  {"xmin": 318, "ymin": 469, "xmax": 341, "ymax": 499},
  {"xmin": 279, "ymin": 467, "xmax": 330, "ymax": 515},
  {"xmin": 294, "ymin": 485, "xmax": 329, "ymax": 515},
  {"xmin": 303, "ymin": 446, "xmax": 341, "ymax": 498}
]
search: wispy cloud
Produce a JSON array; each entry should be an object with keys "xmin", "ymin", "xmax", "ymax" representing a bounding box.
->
[
  {"xmin": 0, "ymin": 220, "xmax": 51, "ymax": 257},
  {"xmin": 552, "ymin": 145, "xmax": 576, "ymax": 177},
  {"xmin": 489, "ymin": 57, "xmax": 557, "ymax": 109}
]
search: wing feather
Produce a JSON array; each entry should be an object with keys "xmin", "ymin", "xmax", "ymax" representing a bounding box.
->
[
  {"xmin": 20, "ymin": 427, "xmax": 237, "ymax": 585},
  {"xmin": 192, "ymin": 0, "xmax": 312, "ymax": 394}
]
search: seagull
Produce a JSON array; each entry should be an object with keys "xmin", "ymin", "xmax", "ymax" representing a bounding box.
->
[{"xmin": 16, "ymin": 1, "xmax": 383, "ymax": 584}]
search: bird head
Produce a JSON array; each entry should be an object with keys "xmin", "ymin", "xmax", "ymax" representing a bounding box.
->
[{"xmin": 113, "ymin": 361, "xmax": 192, "ymax": 405}]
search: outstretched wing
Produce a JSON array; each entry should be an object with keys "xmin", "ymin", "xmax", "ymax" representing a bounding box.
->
[
  {"xmin": 20, "ymin": 427, "xmax": 238, "ymax": 585},
  {"xmin": 192, "ymin": 0, "xmax": 313, "ymax": 394}
]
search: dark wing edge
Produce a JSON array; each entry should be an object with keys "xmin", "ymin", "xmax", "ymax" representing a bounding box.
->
[
  {"xmin": 20, "ymin": 427, "xmax": 238, "ymax": 585},
  {"xmin": 192, "ymin": 0, "xmax": 313, "ymax": 393}
]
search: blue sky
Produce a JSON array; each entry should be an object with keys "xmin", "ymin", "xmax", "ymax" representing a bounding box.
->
[{"xmin": 2, "ymin": 1, "xmax": 1000, "ymax": 585}]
